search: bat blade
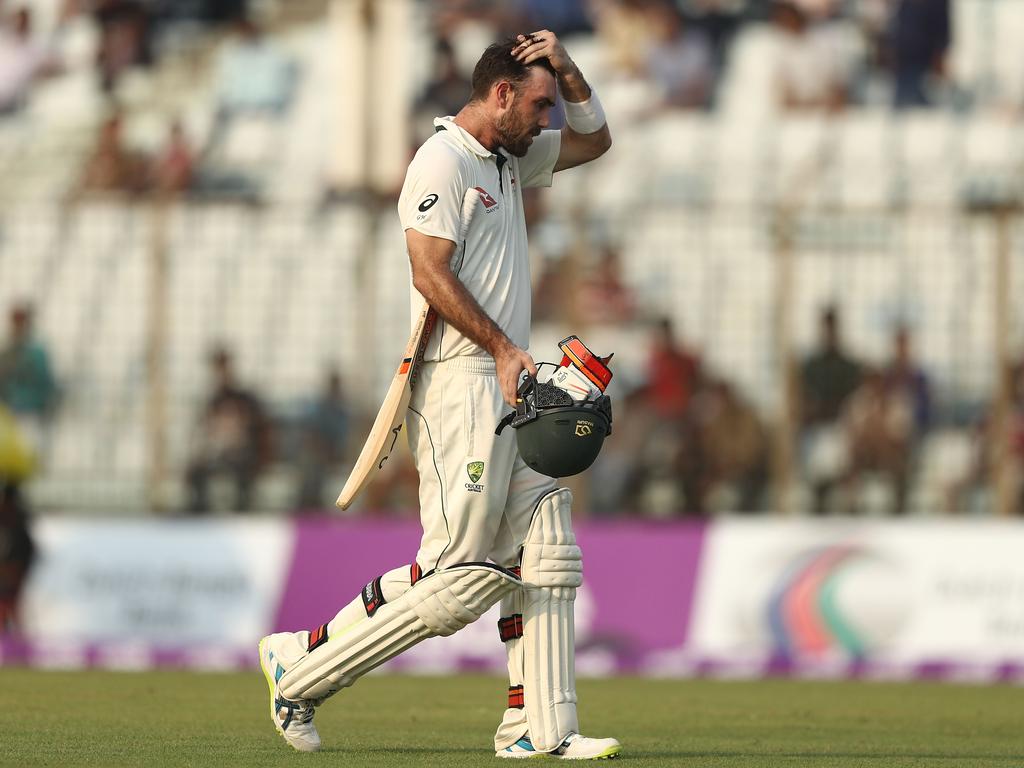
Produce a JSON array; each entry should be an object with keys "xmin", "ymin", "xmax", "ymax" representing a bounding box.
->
[
  {"xmin": 334, "ymin": 305, "xmax": 435, "ymax": 510},
  {"xmin": 335, "ymin": 187, "xmax": 479, "ymax": 510}
]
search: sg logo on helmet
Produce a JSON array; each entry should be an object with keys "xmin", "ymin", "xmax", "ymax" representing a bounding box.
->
[{"xmin": 575, "ymin": 421, "xmax": 593, "ymax": 437}]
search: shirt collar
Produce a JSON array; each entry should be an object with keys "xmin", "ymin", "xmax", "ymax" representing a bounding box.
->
[{"xmin": 433, "ymin": 116, "xmax": 496, "ymax": 159}]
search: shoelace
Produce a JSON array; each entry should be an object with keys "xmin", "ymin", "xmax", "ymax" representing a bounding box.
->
[
  {"xmin": 276, "ymin": 697, "xmax": 315, "ymax": 728},
  {"xmin": 554, "ymin": 734, "xmax": 578, "ymax": 754}
]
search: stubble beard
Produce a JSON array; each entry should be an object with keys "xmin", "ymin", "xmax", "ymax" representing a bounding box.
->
[{"xmin": 496, "ymin": 110, "xmax": 535, "ymax": 158}]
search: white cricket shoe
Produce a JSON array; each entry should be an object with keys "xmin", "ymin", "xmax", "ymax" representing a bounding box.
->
[
  {"xmin": 258, "ymin": 635, "xmax": 321, "ymax": 752},
  {"xmin": 552, "ymin": 733, "xmax": 622, "ymax": 760},
  {"xmin": 496, "ymin": 733, "xmax": 621, "ymax": 760}
]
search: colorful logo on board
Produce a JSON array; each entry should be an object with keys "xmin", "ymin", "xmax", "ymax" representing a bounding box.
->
[{"xmin": 765, "ymin": 545, "xmax": 905, "ymax": 661}]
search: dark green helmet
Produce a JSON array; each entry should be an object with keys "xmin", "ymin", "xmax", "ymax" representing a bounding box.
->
[{"xmin": 496, "ymin": 373, "xmax": 613, "ymax": 478}]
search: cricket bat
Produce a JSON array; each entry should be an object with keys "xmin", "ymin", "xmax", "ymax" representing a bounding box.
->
[{"xmin": 335, "ymin": 187, "xmax": 480, "ymax": 510}]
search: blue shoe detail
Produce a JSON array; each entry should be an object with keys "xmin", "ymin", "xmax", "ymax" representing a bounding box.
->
[
  {"xmin": 498, "ymin": 734, "xmax": 544, "ymax": 758},
  {"xmin": 268, "ymin": 650, "xmax": 285, "ymax": 683},
  {"xmin": 275, "ymin": 697, "xmax": 294, "ymax": 731}
]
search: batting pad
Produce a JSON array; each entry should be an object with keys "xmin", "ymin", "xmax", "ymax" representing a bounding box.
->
[
  {"xmin": 520, "ymin": 488, "xmax": 583, "ymax": 752},
  {"xmin": 279, "ymin": 563, "xmax": 520, "ymax": 701}
]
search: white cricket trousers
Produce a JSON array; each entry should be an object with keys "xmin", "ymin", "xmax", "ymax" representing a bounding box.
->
[{"xmin": 407, "ymin": 356, "xmax": 556, "ymax": 572}]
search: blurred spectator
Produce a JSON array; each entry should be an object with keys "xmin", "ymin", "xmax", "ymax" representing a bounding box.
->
[
  {"xmin": 590, "ymin": 0, "xmax": 656, "ymax": 77},
  {"xmin": 887, "ymin": 0, "xmax": 950, "ymax": 109},
  {"xmin": 203, "ymin": 0, "xmax": 249, "ymax": 23},
  {"xmin": 532, "ymin": 254, "xmax": 573, "ymax": 324},
  {"xmin": 0, "ymin": 404, "xmax": 36, "ymax": 634},
  {"xmin": 0, "ymin": 303, "xmax": 59, "ymax": 453},
  {"xmin": 412, "ymin": 36, "xmax": 471, "ymax": 147},
  {"xmin": 213, "ymin": 14, "xmax": 295, "ymax": 113},
  {"xmin": 1008, "ymin": 360, "xmax": 1024, "ymax": 514},
  {"xmin": 588, "ymin": 386, "xmax": 646, "ymax": 516},
  {"xmin": 883, "ymin": 326, "xmax": 931, "ymax": 440},
  {"xmin": 0, "ymin": 6, "xmax": 61, "ymax": 115},
  {"xmin": 292, "ymin": 369, "xmax": 350, "ymax": 511},
  {"xmin": 645, "ymin": 316, "xmax": 702, "ymax": 420},
  {"xmin": 693, "ymin": 377, "xmax": 768, "ymax": 512},
  {"xmin": 519, "ymin": 0, "xmax": 592, "ymax": 36},
  {"xmin": 76, "ymin": 110, "xmax": 150, "ymax": 195},
  {"xmin": 92, "ymin": 0, "xmax": 153, "ymax": 93},
  {"xmin": 522, "ymin": 169, "xmax": 563, "ymax": 299},
  {"xmin": 150, "ymin": 118, "xmax": 195, "ymax": 195},
  {"xmin": 576, "ymin": 245, "xmax": 636, "ymax": 325},
  {"xmin": 949, "ymin": 360, "xmax": 1024, "ymax": 515},
  {"xmin": 643, "ymin": 1, "xmax": 715, "ymax": 110},
  {"xmin": 631, "ymin": 317, "xmax": 704, "ymax": 514},
  {"xmin": 362, "ymin": 440, "xmax": 420, "ymax": 516},
  {"xmin": 841, "ymin": 366, "xmax": 913, "ymax": 513},
  {"xmin": 430, "ymin": 1, "xmax": 523, "ymax": 47},
  {"xmin": 629, "ymin": 409, "xmax": 693, "ymax": 516},
  {"xmin": 206, "ymin": 15, "xmax": 296, "ymax": 142},
  {"xmin": 185, "ymin": 347, "xmax": 271, "ymax": 513},
  {"xmin": 876, "ymin": 325, "xmax": 931, "ymax": 512},
  {"xmin": 798, "ymin": 305, "xmax": 862, "ymax": 514},
  {"xmin": 684, "ymin": 0, "xmax": 743, "ymax": 81},
  {"xmin": 852, "ymin": 0, "xmax": 892, "ymax": 88},
  {"xmin": 942, "ymin": 415, "xmax": 989, "ymax": 515},
  {"xmin": 196, "ymin": 14, "xmax": 296, "ymax": 197},
  {"xmin": 788, "ymin": 0, "xmax": 843, "ymax": 16},
  {"xmin": 770, "ymin": 0, "xmax": 849, "ymax": 111}
]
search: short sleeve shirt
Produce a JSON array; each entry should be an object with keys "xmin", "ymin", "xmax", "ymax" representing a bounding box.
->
[{"xmin": 397, "ymin": 116, "xmax": 561, "ymax": 361}]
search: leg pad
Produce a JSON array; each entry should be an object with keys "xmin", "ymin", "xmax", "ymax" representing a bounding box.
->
[
  {"xmin": 520, "ymin": 488, "xmax": 581, "ymax": 752},
  {"xmin": 279, "ymin": 563, "xmax": 520, "ymax": 701}
]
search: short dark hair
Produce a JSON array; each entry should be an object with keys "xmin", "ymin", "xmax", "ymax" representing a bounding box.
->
[{"xmin": 469, "ymin": 35, "xmax": 557, "ymax": 102}]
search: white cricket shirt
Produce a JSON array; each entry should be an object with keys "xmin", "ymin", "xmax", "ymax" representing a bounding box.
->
[{"xmin": 398, "ymin": 116, "xmax": 561, "ymax": 361}]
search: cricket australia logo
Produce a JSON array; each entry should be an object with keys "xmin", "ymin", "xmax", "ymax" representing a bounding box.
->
[
  {"xmin": 575, "ymin": 421, "xmax": 593, "ymax": 437},
  {"xmin": 465, "ymin": 461, "xmax": 485, "ymax": 493}
]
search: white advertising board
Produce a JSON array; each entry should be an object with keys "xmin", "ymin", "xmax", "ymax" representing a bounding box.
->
[
  {"xmin": 21, "ymin": 519, "xmax": 293, "ymax": 649},
  {"xmin": 688, "ymin": 519, "xmax": 1024, "ymax": 666}
]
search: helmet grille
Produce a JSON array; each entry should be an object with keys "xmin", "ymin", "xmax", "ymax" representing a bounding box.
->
[{"xmin": 534, "ymin": 381, "xmax": 574, "ymax": 408}]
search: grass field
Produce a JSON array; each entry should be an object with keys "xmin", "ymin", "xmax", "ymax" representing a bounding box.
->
[{"xmin": 3, "ymin": 669, "xmax": 1023, "ymax": 767}]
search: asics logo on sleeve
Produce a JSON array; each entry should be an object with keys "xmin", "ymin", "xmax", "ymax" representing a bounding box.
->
[{"xmin": 418, "ymin": 194, "xmax": 439, "ymax": 212}]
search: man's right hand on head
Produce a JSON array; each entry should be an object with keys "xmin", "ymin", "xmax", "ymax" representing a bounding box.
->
[{"xmin": 494, "ymin": 341, "xmax": 537, "ymax": 407}]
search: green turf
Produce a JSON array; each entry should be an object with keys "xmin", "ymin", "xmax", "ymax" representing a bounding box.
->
[{"xmin": 2, "ymin": 669, "xmax": 1023, "ymax": 767}]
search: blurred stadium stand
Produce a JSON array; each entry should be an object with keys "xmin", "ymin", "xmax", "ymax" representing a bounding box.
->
[{"xmin": 0, "ymin": 0, "xmax": 1022, "ymax": 517}]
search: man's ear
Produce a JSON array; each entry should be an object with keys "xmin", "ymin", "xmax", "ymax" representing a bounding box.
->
[{"xmin": 495, "ymin": 80, "xmax": 514, "ymax": 109}]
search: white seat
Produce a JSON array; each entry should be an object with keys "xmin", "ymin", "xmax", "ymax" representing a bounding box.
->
[
  {"xmin": 710, "ymin": 118, "xmax": 767, "ymax": 207},
  {"xmin": 962, "ymin": 113, "xmax": 1022, "ymax": 171},
  {"xmin": 894, "ymin": 111, "xmax": 957, "ymax": 206},
  {"xmin": 768, "ymin": 114, "xmax": 831, "ymax": 206},
  {"xmin": 834, "ymin": 110, "xmax": 894, "ymax": 207}
]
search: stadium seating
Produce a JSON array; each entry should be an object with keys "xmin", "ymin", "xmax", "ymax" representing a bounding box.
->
[{"xmin": 2, "ymin": 6, "xmax": 1021, "ymax": 514}]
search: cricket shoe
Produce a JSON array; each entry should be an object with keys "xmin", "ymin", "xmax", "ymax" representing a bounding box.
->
[
  {"xmin": 552, "ymin": 733, "xmax": 622, "ymax": 760},
  {"xmin": 496, "ymin": 733, "xmax": 621, "ymax": 760},
  {"xmin": 258, "ymin": 634, "xmax": 321, "ymax": 752}
]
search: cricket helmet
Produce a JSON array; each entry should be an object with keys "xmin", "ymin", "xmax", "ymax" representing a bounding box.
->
[{"xmin": 496, "ymin": 336, "xmax": 614, "ymax": 478}]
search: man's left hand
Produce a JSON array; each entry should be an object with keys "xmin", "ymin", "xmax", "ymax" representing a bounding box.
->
[{"xmin": 513, "ymin": 30, "xmax": 573, "ymax": 75}]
